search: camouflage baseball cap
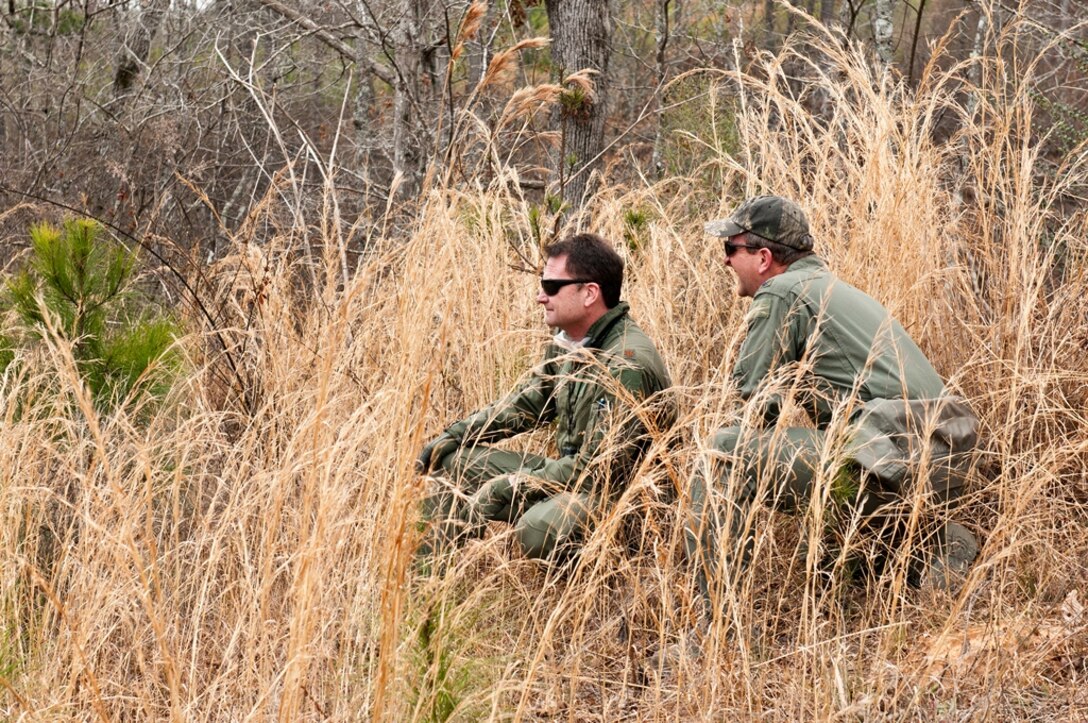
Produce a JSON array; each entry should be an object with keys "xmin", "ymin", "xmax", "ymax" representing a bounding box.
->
[{"xmin": 704, "ymin": 195, "xmax": 813, "ymax": 251}]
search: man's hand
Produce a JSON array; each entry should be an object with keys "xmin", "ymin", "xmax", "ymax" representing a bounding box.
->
[{"xmin": 416, "ymin": 432, "xmax": 459, "ymax": 474}]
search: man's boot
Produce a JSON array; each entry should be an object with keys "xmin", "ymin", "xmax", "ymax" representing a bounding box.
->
[{"xmin": 924, "ymin": 521, "xmax": 979, "ymax": 592}]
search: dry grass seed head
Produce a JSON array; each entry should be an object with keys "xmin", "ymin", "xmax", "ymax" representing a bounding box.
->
[{"xmin": 479, "ymin": 36, "xmax": 549, "ymax": 92}]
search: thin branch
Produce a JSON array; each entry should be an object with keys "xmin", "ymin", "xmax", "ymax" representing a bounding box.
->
[
  {"xmin": 254, "ymin": 0, "xmax": 396, "ymax": 86},
  {"xmin": 908, "ymin": 0, "xmax": 927, "ymax": 84}
]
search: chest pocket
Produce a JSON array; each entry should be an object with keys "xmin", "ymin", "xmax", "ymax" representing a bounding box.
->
[
  {"xmin": 555, "ymin": 358, "xmax": 598, "ymax": 456},
  {"xmin": 553, "ymin": 361, "xmax": 575, "ymax": 442}
]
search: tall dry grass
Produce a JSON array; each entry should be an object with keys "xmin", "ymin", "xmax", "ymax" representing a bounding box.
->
[{"xmin": 2, "ymin": 10, "xmax": 1087, "ymax": 721}]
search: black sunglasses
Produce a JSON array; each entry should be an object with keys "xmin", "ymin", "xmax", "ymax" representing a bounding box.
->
[
  {"xmin": 724, "ymin": 241, "xmax": 760, "ymax": 257},
  {"xmin": 540, "ymin": 278, "xmax": 593, "ymax": 296}
]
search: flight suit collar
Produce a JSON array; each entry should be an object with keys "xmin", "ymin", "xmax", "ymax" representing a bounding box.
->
[
  {"xmin": 582, "ymin": 301, "xmax": 630, "ymax": 349},
  {"xmin": 758, "ymin": 255, "xmax": 827, "ymax": 292},
  {"xmin": 785, "ymin": 255, "xmax": 827, "ymax": 273}
]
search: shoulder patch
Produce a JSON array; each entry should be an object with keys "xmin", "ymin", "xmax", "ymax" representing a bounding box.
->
[
  {"xmin": 745, "ymin": 300, "xmax": 771, "ymax": 324},
  {"xmin": 623, "ymin": 349, "xmax": 636, "ymax": 359}
]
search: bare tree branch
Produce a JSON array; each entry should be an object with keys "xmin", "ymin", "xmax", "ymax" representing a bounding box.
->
[{"xmin": 254, "ymin": 0, "xmax": 396, "ymax": 86}]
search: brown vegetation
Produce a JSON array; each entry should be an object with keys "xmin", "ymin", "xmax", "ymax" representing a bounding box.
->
[{"xmin": 1, "ymin": 2, "xmax": 1087, "ymax": 721}]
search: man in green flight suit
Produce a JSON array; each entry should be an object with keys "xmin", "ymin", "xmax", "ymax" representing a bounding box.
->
[
  {"xmin": 417, "ymin": 233, "xmax": 674, "ymax": 562},
  {"xmin": 687, "ymin": 195, "xmax": 980, "ymax": 599}
]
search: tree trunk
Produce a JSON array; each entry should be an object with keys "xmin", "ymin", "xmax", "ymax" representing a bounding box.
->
[
  {"xmin": 112, "ymin": 0, "xmax": 168, "ymax": 101},
  {"xmin": 839, "ymin": 0, "xmax": 859, "ymax": 38},
  {"xmin": 786, "ymin": 0, "xmax": 800, "ymax": 38},
  {"xmin": 966, "ymin": 4, "xmax": 988, "ymax": 111},
  {"xmin": 391, "ymin": 0, "xmax": 428, "ymax": 199},
  {"xmin": 651, "ymin": 0, "xmax": 673, "ymax": 180},
  {"xmin": 352, "ymin": 1, "xmax": 378, "ymax": 173},
  {"xmin": 906, "ymin": 0, "xmax": 927, "ymax": 84},
  {"xmin": 820, "ymin": 0, "xmax": 837, "ymax": 28},
  {"xmin": 873, "ymin": 0, "xmax": 894, "ymax": 66},
  {"xmin": 545, "ymin": 0, "xmax": 612, "ymax": 209}
]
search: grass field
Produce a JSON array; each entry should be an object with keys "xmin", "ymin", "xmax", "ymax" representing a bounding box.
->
[{"xmin": 1, "ymin": 21, "xmax": 1087, "ymax": 722}]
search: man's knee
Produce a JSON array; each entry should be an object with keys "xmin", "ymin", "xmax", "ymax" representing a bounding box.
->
[
  {"xmin": 437, "ymin": 444, "xmax": 473, "ymax": 478},
  {"xmin": 466, "ymin": 475, "xmax": 517, "ymax": 524},
  {"xmin": 686, "ymin": 427, "xmax": 742, "ymax": 532},
  {"xmin": 707, "ymin": 426, "xmax": 743, "ymax": 454},
  {"xmin": 514, "ymin": 493, "xmax": 590, "ymax": 560},
  {"xmin": 701, "ymin": 426, "xmax": 759, "ymax": 503},
  {"xmin": 688, "ymin": 467, "xmax": 709, "ymax": 512}
]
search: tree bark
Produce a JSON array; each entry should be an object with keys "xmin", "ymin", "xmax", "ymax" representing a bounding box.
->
[
  {"xmin": 873, "ymin": 0, "xmax": 894, "ymax": 66},
  {"xmin": 352, "ymin": 0, "xmax": 379, "ymax": 173},
  {"xmin": 545, "ymin": 0, "xmax": 612, "ymax": 209},
  {"xmin": 820, "ymin": 0, "xmax": 837, "ymax": 28},
  {"xmin": 112, "ymin": 0, "xmax": 168, "ymax": 101},
  {"xmin": 651, "ymin": 0, "xmax": 673, "ymax": 180},
  {"xmin": 391, "ymin": 0, "xmax": 427, "ymax": 198}
]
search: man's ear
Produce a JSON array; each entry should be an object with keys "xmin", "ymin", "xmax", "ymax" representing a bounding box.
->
[
  {"xmin": 584, "ymin": 282, "xmax": 602, "ymax": 307},
  {"xmin": 758, "ymin": 248, "xmax": 775, "ymax": 273}
]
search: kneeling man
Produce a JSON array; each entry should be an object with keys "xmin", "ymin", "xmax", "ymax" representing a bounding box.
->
[
  {"xmin": 688, "ymin": 195, "xmax": 979, "ymax": 598},
  {"xmin": 417, "ymin": 233, "xmax": 674, "ymax": 561}
]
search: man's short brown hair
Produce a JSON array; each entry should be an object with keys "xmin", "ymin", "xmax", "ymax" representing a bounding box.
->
[{"xmin": 544, "ymin": 233, "xmax": 624, "ymax": 308}]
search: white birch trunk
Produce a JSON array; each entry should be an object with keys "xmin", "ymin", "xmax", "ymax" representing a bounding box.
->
[
  {"xmin": 873, "ymin": 0, "xmax": 894, "ymax": 66},
  {"xmin": 392, "ymin": 0, "xmax": 426, "ymax": 198}
]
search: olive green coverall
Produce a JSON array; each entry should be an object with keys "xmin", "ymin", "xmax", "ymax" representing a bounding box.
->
[
  {"xmin": 687, "ymin": 256, "xmax": 978, "ymax": 592},
  {"xmin": 424, "ymin": 302, "xmax": 674, "ymax": 560}
]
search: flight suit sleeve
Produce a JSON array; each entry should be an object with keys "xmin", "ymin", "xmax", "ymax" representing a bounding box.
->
[
  {"xmin": 731, "ymin": 291, "xmax": 804, "ymax": 426},
  {"xmin": 444, "ymin": 351, "xmax": 558, "ymax": 444}
]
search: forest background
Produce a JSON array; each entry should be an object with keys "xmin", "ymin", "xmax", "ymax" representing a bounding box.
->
[{"xmin": 1, "ymin": 0, "xmax": 1087, "ymax": 719}]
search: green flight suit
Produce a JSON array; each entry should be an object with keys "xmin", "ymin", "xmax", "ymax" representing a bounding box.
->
[
  {"xmin": 687, "ymin": 256, "xmax": 978, "ymax": 592},
  {"xmin": 425, "ymin": 301, "xmax": 674, "ymax": 560}
]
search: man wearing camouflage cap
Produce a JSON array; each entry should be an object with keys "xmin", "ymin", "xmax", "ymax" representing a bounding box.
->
[{"xmin": 687, "ymin": 195, "xmax": 980, "ymax": 601}]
